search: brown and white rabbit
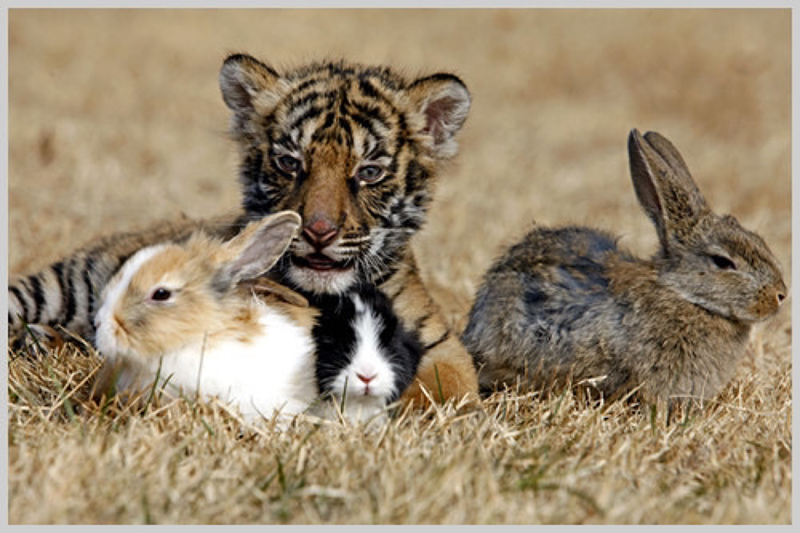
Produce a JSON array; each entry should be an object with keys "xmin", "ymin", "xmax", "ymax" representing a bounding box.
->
[
  {"xmin": 92, "ymin": 211, "xmax": 320, "ymax": 424},
  {"xmin": 462, "ymin": 129, "xmax": 787, "ymax": 405}
]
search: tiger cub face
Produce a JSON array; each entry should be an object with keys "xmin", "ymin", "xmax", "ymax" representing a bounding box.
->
[{"xmin": 219, "ymin": 54, "xmax": 471, "ymax": 294}]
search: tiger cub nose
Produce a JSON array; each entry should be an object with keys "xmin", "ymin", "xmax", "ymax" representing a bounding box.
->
[{"xmin": 303, "ymin": 217, "xmax": 339, "ymax": 248}]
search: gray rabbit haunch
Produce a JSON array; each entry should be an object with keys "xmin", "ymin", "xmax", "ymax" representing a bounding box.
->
[{"xmin": 462, "ymin": 129, "xmax": 786, "ymax": 405}]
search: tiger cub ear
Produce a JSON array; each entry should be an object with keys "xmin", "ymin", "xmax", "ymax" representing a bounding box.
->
[
  {"xmin": 408, "ymin": 73, "xmax": 471, "ymax": 159},
  {"xmin": 219, "ymin": 53, "xmax": 282, "ymax": 116}
]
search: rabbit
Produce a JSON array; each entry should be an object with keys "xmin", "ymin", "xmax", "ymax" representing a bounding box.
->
[
  {"xmin": 461, "ymin": 129, "xmax": 787, "ymax": 406},
  {"xmin": 307, "ymin": 284, "xmax": 425, "ymax": 424},
  {"xmin": 92, "ymin": 210, "xmax": 322, "ymax": 425}
]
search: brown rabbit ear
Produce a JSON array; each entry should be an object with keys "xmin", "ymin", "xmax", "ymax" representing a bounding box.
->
[
  {"xmin": 219, "ymin": 53, "xmax": 282, "ymax": 116},
  {"xmin": 627, "ymin": 129, "xmax": 711, "ymax": 251},
  {"xmin": 214, "ymin": 211, "xmax": 301, "ymax": 291}
]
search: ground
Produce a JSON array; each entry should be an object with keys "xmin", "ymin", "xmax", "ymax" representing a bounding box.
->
[{"xmin": 7, "ymin": 9, "xmax": 791, "ymax": 525}]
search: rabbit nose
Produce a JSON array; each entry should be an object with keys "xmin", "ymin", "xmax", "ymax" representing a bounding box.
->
[
  {"xmin": 777, "ymin": 292, "xmax": 786, "ymax": 306},
  {"xmin": 357, "ymin": 372, "xmax": 376, "ymax": 384}
]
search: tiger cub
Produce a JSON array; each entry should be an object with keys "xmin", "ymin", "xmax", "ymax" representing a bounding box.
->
[{"xmin": 8, "ymin": 53, "xmax": 479, "ymax": 405}]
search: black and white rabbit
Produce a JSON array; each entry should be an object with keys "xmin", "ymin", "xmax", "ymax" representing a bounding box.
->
[{"xmin": 308, "ymin": 284, "xmax": 424, "ymax": 423}]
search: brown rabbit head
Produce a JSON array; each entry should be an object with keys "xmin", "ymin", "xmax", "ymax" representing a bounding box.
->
[
  {"xmin": 628, "ymin": 129, "xmax": 787, "ymax": 324},
  {"xmin": 95, "ymin": 211, "xmax": 302, "ymax": 360}
]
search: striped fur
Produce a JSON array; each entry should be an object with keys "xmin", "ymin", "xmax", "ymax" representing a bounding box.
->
[
  {"xmin": 8, "ymin": 214, "xmax": 243, "ymax": 347},
  {"xmin": 219, "ymin": 55, "xmax": 478, "ymax": 404},
  {"xmin": 219, "ymin": 55, "xmax": 470, "ymax": 294},
  {"xmin": 8, "ymin": 54, "xmax": 479, "ymax": 404}
]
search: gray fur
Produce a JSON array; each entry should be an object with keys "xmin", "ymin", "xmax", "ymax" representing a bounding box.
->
[{"xmin": 462, "ymin": 129, "xmax": 787, "ymax": 405}]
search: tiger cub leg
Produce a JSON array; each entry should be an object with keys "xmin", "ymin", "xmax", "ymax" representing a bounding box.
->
[{"xmin": 381, "ymin": 254, "xmax": 479, "ymax": 406}]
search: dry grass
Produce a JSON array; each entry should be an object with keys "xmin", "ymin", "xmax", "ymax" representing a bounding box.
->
[
  {"xmin": 8, "ymin": 339, "xmax": 792, "ymax": 524},
  {"xmin": 7, "ymin": 9, "xmax": 792, "ymax": 524}
]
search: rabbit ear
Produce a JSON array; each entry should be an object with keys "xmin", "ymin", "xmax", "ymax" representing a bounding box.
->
[
  {"xmin": 214, "ymin": 211, "xmax": 301, "ymax": 291},
  {"xmin": 627, "ymin": 129, "xmax": 711, "ymax": 252}
]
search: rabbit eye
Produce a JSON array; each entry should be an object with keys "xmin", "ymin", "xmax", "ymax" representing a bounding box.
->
[
  {"xmin": 150, "ymin": 287, "xmax": 173, "ymax": 302},
  {"xmin": 710, "ymin": 254, "xmax": 737, "ymax": 270}
]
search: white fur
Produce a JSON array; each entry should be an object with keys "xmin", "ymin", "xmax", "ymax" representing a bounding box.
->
[
  {"xmin": 286, "ymin": 261, "xmax": 357, "ymax": 295},
  {"xmin": 94, "ymin": 244, "xmax": 169, "ymax": 359},
  {"xmin": 94, "ymin": 243, "xmax": 319, "ymax": 426},
  {"xmin": 322, "ymin": 296, "xmax": 396, "ymax": 423},
  {"xmin": 101, "ymin": 301, "xmax": 318, "ymax": 425}
]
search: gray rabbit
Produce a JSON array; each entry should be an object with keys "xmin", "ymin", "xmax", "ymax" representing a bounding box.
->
[{"xmin": 462, "ymin": 129, "xmax": 787, "ymax": 405}]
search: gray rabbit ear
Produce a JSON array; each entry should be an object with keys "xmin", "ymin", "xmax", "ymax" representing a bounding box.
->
[
  {"xmin": 215, "ymin": 211, "xmax": 301, "ymax": 291},
  {"xmin": 627, "ymin": 129, "xmax": 710, "ymax": 251}
]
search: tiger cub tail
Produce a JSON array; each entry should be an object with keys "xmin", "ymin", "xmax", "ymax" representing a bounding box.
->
[{"xmin": 8, "ymin": 213, "xmax": 245, "ymax": 353}]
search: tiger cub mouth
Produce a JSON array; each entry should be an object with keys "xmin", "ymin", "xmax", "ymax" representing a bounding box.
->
[
  {"xmin": 285, "ymin": 251, "xmax": 360, "ymax": 295},
  {"xmin": 284, "ymin": 231, "xmax": 369, "ymax": 294},
  {"xmin": 292, "ymin": 252, "xmax": 354, "ymax": 272}
]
